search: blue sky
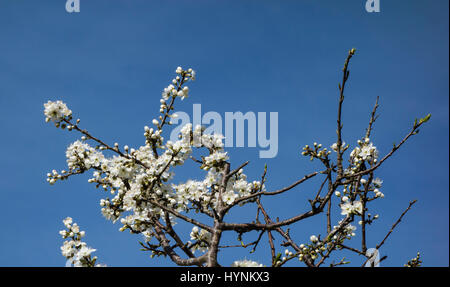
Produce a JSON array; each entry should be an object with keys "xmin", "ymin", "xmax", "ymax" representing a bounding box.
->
[{"xmin": 0, "ymin": 0, "xmax": 448, "ymax": 267}]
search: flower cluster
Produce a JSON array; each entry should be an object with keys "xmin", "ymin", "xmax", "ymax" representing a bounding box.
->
[
  {"xmin": 44, "ymin": 51, "xmax": 428, "ymax": 267},
  {"xmin": 66, "ymin": 140, "xmax": 105, "ymax": 171},
  {"xmin": 46, "ymin": 66, "xmax": 264, "ymax": 265},
  {"xmin": 173, "ymin": 166, "xmax": 262, "ymax": 213},
  {"xmin": 340, "ymin": 200, "xmax": 363, "ymax": 216},
  {"xmin": 297, "ymin": 236, "xmax": 328, "ymax": 262},
  {"xmin": 335, "ymin": 177, "xmax": 385, "ymax": 204},
  {"xmin": 59, "ymin": 217, "xmax": 104, "ymax": 267},
  {"xmin": 331, "ymin": 141, "xmax": 349, "ymax": 153},
  {"xmin": 161, "ymin": 66, "xmax": 195, "ymax": 101},
  {"xmin": 44, "ymin": 100, "xmax": 72, "ymax": 124},
  {"xmin": 295, "ymin": 222, "xmax": 357, "ymax": 264},
  {"xmin": 189, "ymin": 226, "xmax": 212, "ymax": 253},
  {"xmin": 349, "ymin": 137, "xmax": 379, "ymax": 165},
  {"xmin": 331, "ymin": 221, "xmax": 357, "ymax": 241}
]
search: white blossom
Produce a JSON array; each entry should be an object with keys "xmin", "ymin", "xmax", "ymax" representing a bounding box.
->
[
  {"xmin": 43, "ymin": 60, "xmax": 409, "ymax": 268},
  {"xmin": 373, "ymin": 178, "xmax": 383, "ymax": 188},
  {"xmin": 59, "ymin": 218, "xmax": 104, "ymax": 267},
  {"xmin": 189, "ymin": 227, "xmax": 211, "ymax": 253},
  {"xmin": 231, "ymin": 259, "xmax": 263, "ymax": 267},
  {"xmin": 340, "ymin": 201, "xmax": 363, "ymax": 216},
  {"xmin": 44, "ymin": 100, "xmax": 72, "ymax": 123}
]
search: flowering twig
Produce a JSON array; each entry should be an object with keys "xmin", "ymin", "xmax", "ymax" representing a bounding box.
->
[{"xmin": 45, "ymin": 53, "xmax": 429, "ymax": 267}]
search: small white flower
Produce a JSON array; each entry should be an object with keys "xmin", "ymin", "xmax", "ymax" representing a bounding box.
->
[
  {"xmin": 44, "ymin": 100, "xmax": 72, "ymax": 122},
  {"xmin": 63, "ymin": 217, "xmax": 73, "ymax": 227},
  {"xmin": 373, "ymin": 178, "xmax": 383, "ymax": 187},
  {"xmin": 340, "ymin": 201, "xmax": 363, "ymax": 216}
]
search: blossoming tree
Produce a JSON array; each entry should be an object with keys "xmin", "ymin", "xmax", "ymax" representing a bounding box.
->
[{"xmin": 44, "ymin": 49, "xmax": 429, "ymax": 267}]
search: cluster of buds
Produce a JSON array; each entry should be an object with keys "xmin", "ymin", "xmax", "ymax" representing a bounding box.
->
[
  {"xmin": 162, "ymin": 66, "xmax": 195, "ymax": 101},
  {"xmin": 176, "ymin": 66, "xmax": 196, "ymax": 80},
  {"xmin": 334, "ymin": 184, "xmax": 353, "ymax": 199},
  {"xmin": 404, "ymin": 252, "xmax": 422, "ymax": 267},
  {"xmin": 47, "ymin": 169, "xmax": 63, "ymax": 185},
  {"xmin": 297, "ymin": 236, "xmax": 328, "ymax": 262},
  {"xmin": 279, "ymin": 248, "xmax": 294, "ymax": 263},
  {"xmin": 373, "ymin": 188, "xmax": 385, "ymax": 198},
  {"xmin": 301, "ymin": 142, "xmax": 331, "ymax": 161},
  {"xmin": 144, "ymin": 125, "xmax": 163, "ymax": 147}
]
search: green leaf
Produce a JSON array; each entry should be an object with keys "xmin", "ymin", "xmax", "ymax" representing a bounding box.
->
[
  {"xmin": 274, "ymin": 252, "xmax": 282, "ymax": 263},
  {"xmin": 418, "ymin": 113, "xmax": 431, "ymax": 124}
]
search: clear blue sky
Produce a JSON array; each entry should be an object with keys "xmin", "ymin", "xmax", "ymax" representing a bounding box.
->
[{"xmin": 0, "ymin": 0, "xmax": 448, "ymax": 267}]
